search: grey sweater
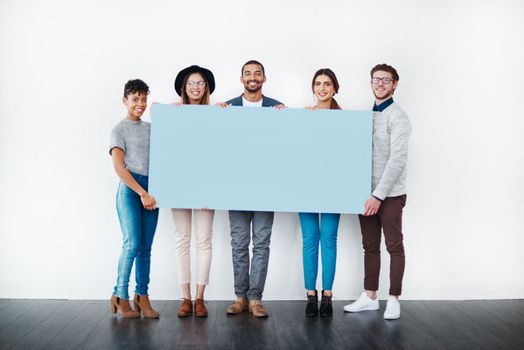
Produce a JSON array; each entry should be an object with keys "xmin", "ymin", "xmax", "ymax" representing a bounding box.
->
[{"xmin": 371, "ymin": 102, "xmax": 411, "ymax": 200}]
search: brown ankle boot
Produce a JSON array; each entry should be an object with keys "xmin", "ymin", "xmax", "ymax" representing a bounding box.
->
[
  {"xmin": 195, "ymin": 298, "xmax": 208, "ymax": 317},
  {"xmin": 226, "ymin": 297, "xmax": 248, "ymax": 314},
  {"xmin": 177, "ymin": 298, "xmax": 193, "ymax": 317},
  {"xmin": 133, "ymin": 294, "xmax": 160, "ymax": 318},
  {"xmin": 110, "ymin": 295, "xmax": 140, "ymax": 318}
]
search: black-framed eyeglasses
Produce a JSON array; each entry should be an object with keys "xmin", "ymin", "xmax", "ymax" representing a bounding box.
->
[
  {"xmin": 371, "ymin": 77, "xmax": 394, "ymax": 85},
  {"xmin": 186, "ymin": 81, "xmax": 206, "ymax": 88}
]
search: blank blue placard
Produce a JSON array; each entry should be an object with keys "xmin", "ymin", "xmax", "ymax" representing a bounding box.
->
[{"xmin": 149, "ymin": 104, "xmax": 372, "ymax": 214}]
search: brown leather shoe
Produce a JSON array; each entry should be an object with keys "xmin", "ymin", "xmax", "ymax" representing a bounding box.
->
[
  {"xmin": 226, "ymin": 297, "xmax": 248, "ymax": 314},
  {"xmin": 249, "ymin": 300, "xmax": 268, "ymax": 318},
  {"xmin": 194, "ymin": 298, "xmax": 208, "ymax": 317},
  {"xmin": 133, "ymin": 294, "xmax": 160, "ymax": 318},
  {"xmin": 110, "ymin": 295, "xmax": 140, "ymax": 318},
  {"xmin": 177, "ymin": 298, "xmax": 193, "ymax": 317}
]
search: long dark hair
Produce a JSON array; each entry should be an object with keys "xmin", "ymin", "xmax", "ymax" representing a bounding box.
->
[
  {"xmin": 181, "ymin": 72, "xmax": 210, "ymax": 105},
  {"xmin": 311, "ymin": 68, "xmax": 341, "ymax": 110}
]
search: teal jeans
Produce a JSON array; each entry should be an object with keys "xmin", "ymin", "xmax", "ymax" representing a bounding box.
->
[{"xmin": 299, "ymin": 212, "xmax": 340, "ymax": 291}]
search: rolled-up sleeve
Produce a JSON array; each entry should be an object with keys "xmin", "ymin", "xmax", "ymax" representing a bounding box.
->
[{"xmin": 109, "ymin": 125, "xmax": 125, "ymax": 155}]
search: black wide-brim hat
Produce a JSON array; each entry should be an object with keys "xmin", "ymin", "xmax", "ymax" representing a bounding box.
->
[{"xmin": 174, "ymin": 65, "xmax": 215, "ymax": 96}]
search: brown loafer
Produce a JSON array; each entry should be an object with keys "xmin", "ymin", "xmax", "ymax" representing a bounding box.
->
[
  {"xmin": 226, "ymin": 297, "xmax": 248, "ymax": 314},
  {"xmin": 177, "ymin": 298, "xmax": 193, "ymax": 317},
  {"xmin": 110, "ymin": 295, "xmax": 140, "ymax": 318},
  {"xmin": 133, "ymin": 294, "xmax": 160, "ymax": 318},
  {"xmin": 249, "ymin": 300, "xmax": 268, "ymax": 318},
  {"xmin": 194, "ymin": 298, "xmax": 208, "ymax": 317}
]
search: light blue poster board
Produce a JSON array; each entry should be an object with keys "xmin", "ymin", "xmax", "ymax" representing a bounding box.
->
[{"xmin": 149, "ymin": 104, "xmax": 372, "ymax": 214}]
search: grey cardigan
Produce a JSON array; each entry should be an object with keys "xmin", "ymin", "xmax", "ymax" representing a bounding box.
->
[{"xmin": 371, "ymin": 102, "xmax": 412, "ymax": 200}]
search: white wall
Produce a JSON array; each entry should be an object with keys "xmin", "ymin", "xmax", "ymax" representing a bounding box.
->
[{"xmin": 1, "ymin": 0, "xmax": 523, "ymax": 300}]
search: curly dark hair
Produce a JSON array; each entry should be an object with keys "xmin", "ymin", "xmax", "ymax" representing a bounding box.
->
[
  {"xmin": 370, "ymin": 64, "xmax": 399, "ymax": 81},
  {"xmin": 123, "ymin": 79, "xmax": 150, "ymax": 98}
]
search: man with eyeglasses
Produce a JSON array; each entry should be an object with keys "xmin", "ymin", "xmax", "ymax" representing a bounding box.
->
[
  {"xmin": 344, "ymin": 63, "xmax": 411, "ymax": 320},
  {"xmin": 218, "ymin": 59, "xmax": 284, "ymax": 318}
]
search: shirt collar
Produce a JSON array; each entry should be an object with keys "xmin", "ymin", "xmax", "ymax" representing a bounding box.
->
[{"xmin": 372, "ymin": 97, "xmax": 394, "ymax": 112}]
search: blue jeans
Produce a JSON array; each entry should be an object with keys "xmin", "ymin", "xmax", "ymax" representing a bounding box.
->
[
  {"xmin": 113, "ymin": 172, "xmax": 159, "ymax": 299},
  {"xmin": 299, "ymin": 212, "xmax": 340, "ymax": 291}
]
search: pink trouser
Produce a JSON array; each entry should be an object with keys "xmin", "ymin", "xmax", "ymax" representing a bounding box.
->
[{"xmin": 171, "ymin": 209, "xmax": 214, "ymax": 285}]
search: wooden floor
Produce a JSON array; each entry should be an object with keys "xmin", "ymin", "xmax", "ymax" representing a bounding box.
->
[{"xmin": 0, "ymin": 299, "xmax": 523, "ymax": 350}]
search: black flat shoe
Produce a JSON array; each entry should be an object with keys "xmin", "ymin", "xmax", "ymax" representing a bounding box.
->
[
  {"xmin": 305, "ymin": 290, "xmax": 318, "ymax": 317},
  {"xmin": 319, "ymin": 290, "xmax": 333, "ymax": 317}
]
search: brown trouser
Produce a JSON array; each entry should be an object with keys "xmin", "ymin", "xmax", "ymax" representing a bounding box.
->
[{"xmin": 358, "ymin": 194, "xmax": 406, "ymax": 296}]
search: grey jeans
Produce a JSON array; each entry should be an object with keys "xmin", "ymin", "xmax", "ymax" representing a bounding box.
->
[{"xmin": 228, "ymin": 210, "xmax": 274, "ymax": 300}]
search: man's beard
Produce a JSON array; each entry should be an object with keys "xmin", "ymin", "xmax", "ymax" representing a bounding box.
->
[
  {"xmin": 373, "ymin": 90, "xmax": 393, "ymax": 100},
  {"xmin": 245, "ymin": 80, "xmax": 262, "ymax": 93},
  {"xmin": 246, "ymin": 85, "xmax": 262, "ymax": 93}
]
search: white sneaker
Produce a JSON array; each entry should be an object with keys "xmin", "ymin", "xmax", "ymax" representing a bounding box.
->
[
  {"xmin": 343, "ymin": 292, "xmax": 379, "ymax": 312},
  {"xmin": 383, "ymin": 296, "xmax": 400, "ymax": 320}
]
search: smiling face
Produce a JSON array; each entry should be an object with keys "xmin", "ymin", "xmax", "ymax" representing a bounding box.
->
[
  {"xmin": 184, "ymin": 72, "xmax": 207, "ymax": 104},
  {"xmin": 241, "ymin": 63, "xmax": 266, "ymax": 93},
  {"xmin": 122, "ymin": 92, "xmax": 147, "ymax": 120},
  {"xmin": 313, "ymin": 74, "xmax": 336, "ymax": 103},
  {"xmin": 371, "ymin": 70, "xmax": 398, "ymax": 103}
]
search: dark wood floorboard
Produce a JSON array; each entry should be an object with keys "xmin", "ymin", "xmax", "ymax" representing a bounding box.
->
[
  {"xmin": 478, "ymin": 300, "xmax": 524, "ymax": 323},
  {"xmin": 0, "ymin": 300, "xmax": 44, "ymax": 331},
  {"xmin": 212, "ymin": 300, "xmax": 276, "ymax": 350},
  {"xmin": 340, "ymin": 300, "xmax": 446, "ymax": 350},
  {"xmin": 0, "ymin": 300, "xmax": 14, "ymax": 312},
  {"xmin": 0, "ymin": 300, "xmax": 63, "ymax": 348},
  {"xmin": 402, "ymin": 301, "xmax": 481, "ymax": 350},
  {"xmin": 0, "ymin": 299, "xmax": 522, "ymax": 350},
  {"xmin": 272, "ymin": 300, "xmax": 348, "ymax": 350},
  {"xmin": 77, "ymin": 300, "xmax": 165, "ymax": 349},
  {"xmin": 10, "ymin": 300, "xmax": 89, "ymax": 350},
  {"xmin": 42, "ymin": 301, "xmax": 109, "ymax": 349},
  {"xmin": 437, "ymin": 301, "xmax": 511, "ymax": 350},
  {"xmin": 448, "ymin": 301, "xmax": 522, "ymax": 350},
  {"xmin": 142, "ymin": 299, "xmax": 219, "ymax": 349}
]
